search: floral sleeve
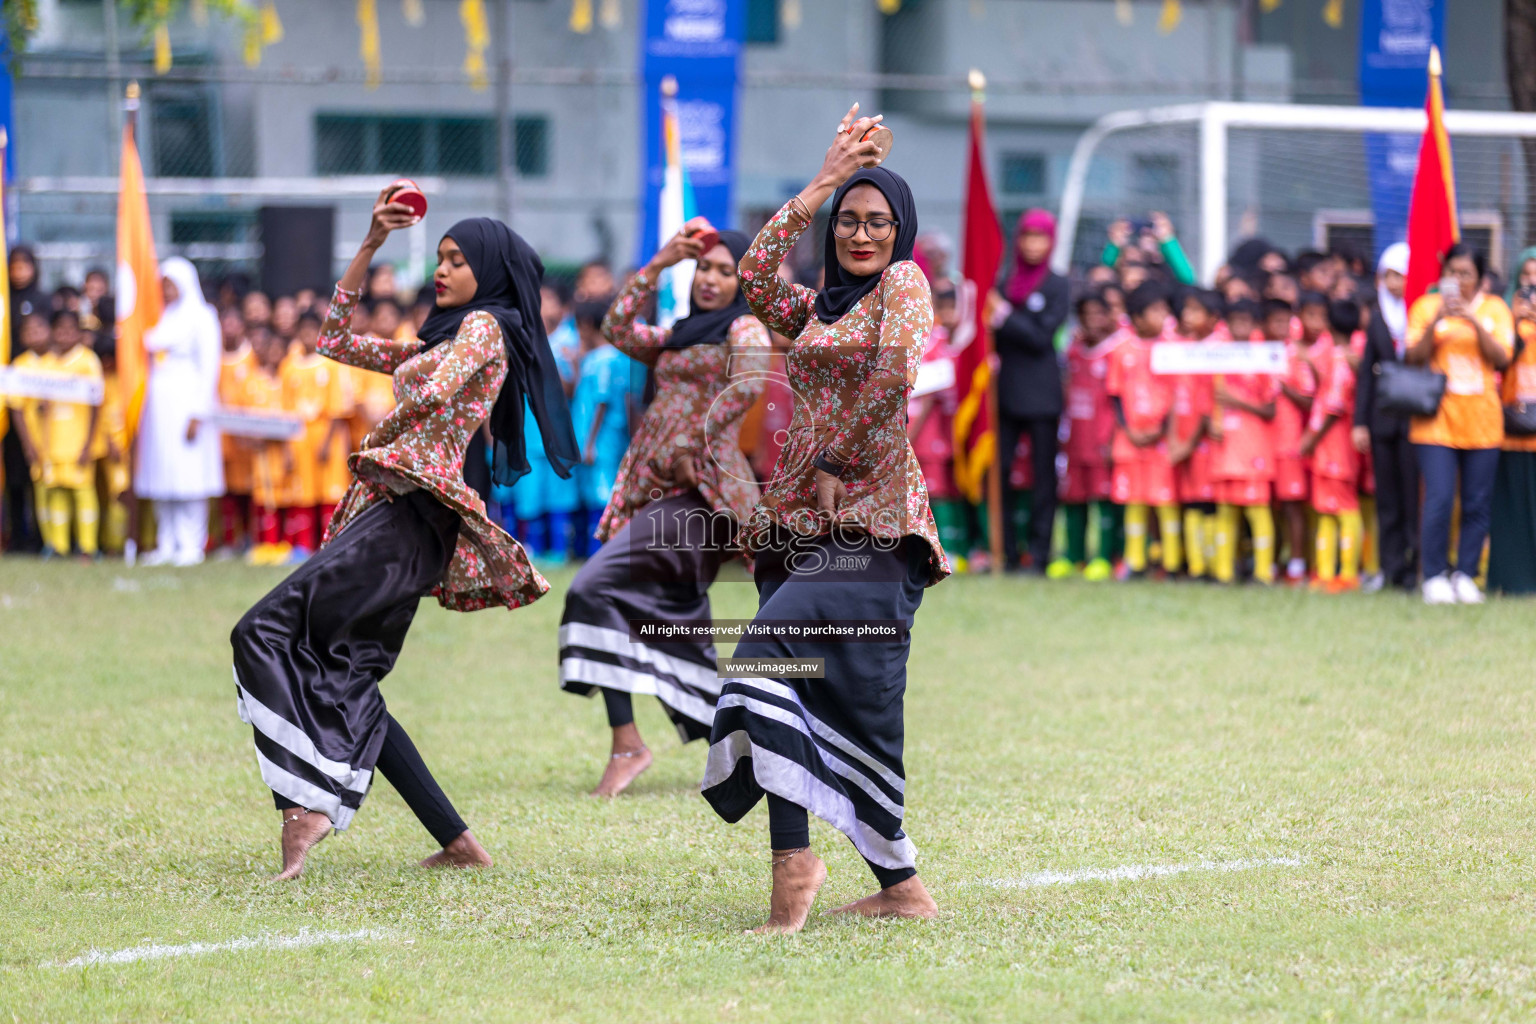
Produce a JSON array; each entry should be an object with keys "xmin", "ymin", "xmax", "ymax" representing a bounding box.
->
[
  {"xmin": 740, "ymin": 201, "xmax": 818, "ymax": 340},
  {"xmin": 710, "ymin": 315, "xmax": 772, "ymax": 428},
  {"xmin": 318, "ymin": 285, "xmax": 423, "ymax": 374},
  {"xmin": 601, "ymin": 269, "xmax": 671, "ymax": 366},
  {"xmin": 824, "ymin": 261, "xmax": 931, "ymax": 466}
]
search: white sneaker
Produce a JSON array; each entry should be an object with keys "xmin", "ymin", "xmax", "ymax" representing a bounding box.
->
[
  {"xmin": 138, "ymin": 548, "xmax": 171, "ymax": 567},
  {"xmin": 1360, "ymin": 572, "xmax": 1386, "ymax": 594},
  {"xmin": 1450, "ymin": 571, "xmax": 1485, "ymax": 605},
  {"xmin": 1422, "ymin": 573, "xmax": 1457, "ymax": 605},
  {"xmin": 171, "ymin": 550, "xmax": 206, "ymax": 568}
]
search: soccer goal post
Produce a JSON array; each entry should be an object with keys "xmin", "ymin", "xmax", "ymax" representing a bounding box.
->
[{"xmin": 1053, "ymin": 101, "xmax": 1536, "ymax": 283}]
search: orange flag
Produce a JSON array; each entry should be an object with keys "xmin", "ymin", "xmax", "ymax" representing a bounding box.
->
[
  {"xmin": 116, "ymin": 113, "xmax": 163, "ymax": 437},
  {"xmin": 1405, "ymin": 45, "xmax": 1459, "ymax": 307}
]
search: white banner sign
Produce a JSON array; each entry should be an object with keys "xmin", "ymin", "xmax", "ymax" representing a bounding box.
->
[
  {"xmin": 0, "ymin": 366, "xmax": 105, "ymax": 405},
  {"xmin": 203, "ymin": 407, "xmax": 305, "ymax": 440},
  {"xmin": 1150, "ymin": 342, "xmax": 1287, "ymax": 376}
]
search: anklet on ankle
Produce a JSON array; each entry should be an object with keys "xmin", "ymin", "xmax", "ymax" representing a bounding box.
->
[
  {"xmin": 771, "ymin": 847, "xmax": 808, "ymax": 868},
  {"xmin": 610, "ymin": 746, "xmax": 648, "ymax": 759}
]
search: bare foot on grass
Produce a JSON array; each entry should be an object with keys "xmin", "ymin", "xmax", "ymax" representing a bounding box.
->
[
  {"xmin": 591, "ymin": 724, "xmax": 652, "ymax": 797},
  {"xmin": 270, "ymin": 807, "xmax": 332, "ymax": 882},
  {"xmin": 749, "ymin": 848, "xmax": 828, "ymax": 935},
  {"xmin": 828, "ymin": 874, "xmax": 937, "ymax": 920},
  {"xmin": 420, "ymin": 830, "xmax": 494, "ymax": 870}
]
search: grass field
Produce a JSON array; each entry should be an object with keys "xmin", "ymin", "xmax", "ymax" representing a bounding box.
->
[{"xmin": 3, "ymin": 558, "xmax": 1536, "ymax": 1022}]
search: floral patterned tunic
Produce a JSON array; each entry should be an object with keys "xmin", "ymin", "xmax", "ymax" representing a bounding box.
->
[
  {"xmin": 738, "ymin": 201, "xmax": 951, "ymax": 585},
  {"xmin": 318, "ymin": 285, "xmax": 548, "ymax": 612},
  {"xmin": 598, "ymin": 268, "xmax": 772, "ymax": 541}
]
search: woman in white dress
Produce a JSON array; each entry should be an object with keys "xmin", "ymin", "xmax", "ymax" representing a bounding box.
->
[{"xmin": 134, "ymin": 257, "xmax": 224, "ymax": 566}]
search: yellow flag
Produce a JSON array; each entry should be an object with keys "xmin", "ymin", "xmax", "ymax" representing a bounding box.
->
[
  {"xmin": 570, "ymin": 0, "xmax": 592, "ymax": 33},
  {"xmin": 116, "ymin": 105, "xmax": 165, "ymax": 439},
  {"xmin": 1323, "ymin": 0, "xmax": 1343, "ymax": 28},
  {"xmin": 358, "ymin": 0, "xmax": 381, "ymax": 90},
  {"xmin": 153, "ymin": 24, "xmax": 172, "ymax": 73},
  {"xmin": 1158, "ymin": 0, "xmax": 1183, "ymax": 33},
  {"xmin": 460, "ymin": 0, "xmax": 489, "ymax": 90},
  {"xmin": 262, "ymin": 2, "xmax": 284, "ymax": 43}
]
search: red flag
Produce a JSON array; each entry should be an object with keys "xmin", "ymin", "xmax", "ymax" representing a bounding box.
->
[
  {"xmin": 951, "ymin": 86, "xmax": 1004, "ymax": 504},
  {"xmin": 1405, "ymin": 45, "xmax": 1459, "ymax": 307}
]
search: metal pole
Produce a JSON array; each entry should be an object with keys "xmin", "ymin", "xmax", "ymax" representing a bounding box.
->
[
  {"xmin": 494, "ymin": 0, "xmax": 513, "ymax": 223},
  {"xmin": 105, "ymin": 0, "xmax": 124, "ymax": 172}
]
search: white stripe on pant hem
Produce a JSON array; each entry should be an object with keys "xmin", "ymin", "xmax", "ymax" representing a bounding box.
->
[
  {"xmin": 560, "ymin": 656, "xmax": 717, "ymax": 727},
  {"xmin": 234, "ymin": 667, "xmax": 372, "ymax": 794},
  {"xmin": 719, "ymin": 693, "xmax": 905, "ymax": 820},
  {"xmin": 254, "ymin": 748, "xmax": 356, "ymax": 831},
  {"xmin": 559, "ymin": 621, "xmax": 720, "ymax": 691},
  {"xmin": 723, "ymin": 676, "xmax": 906, "ymax": 796},
  {"xmin": 703, "ymin": 729, "xmax": 916, "ymax": 871}
]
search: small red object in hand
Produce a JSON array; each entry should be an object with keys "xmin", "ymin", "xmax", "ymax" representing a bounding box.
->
[{"xmin": 386, "ymin": 179, "xmax": 427, "ymax": 223}]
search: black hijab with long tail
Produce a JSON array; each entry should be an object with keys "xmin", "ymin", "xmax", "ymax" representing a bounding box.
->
[{"xmin": 416, "ymin": 217, "xmax": 579, "ymax": 488}]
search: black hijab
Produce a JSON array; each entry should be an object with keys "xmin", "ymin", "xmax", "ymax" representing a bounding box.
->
[
  {"xmin": 663, "ymin": 229, "xmax": 754, "ymax": 349},
  {"xmin": 813, "ymin": 166, "xmax": 919, "ymax": 324},
  {"xmin": 417, "ymin": 217, "xmax": 579, "ymax": 487}
]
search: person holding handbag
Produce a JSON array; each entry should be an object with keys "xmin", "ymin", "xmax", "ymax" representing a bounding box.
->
[
  {"xmin": 1404, "ymin": 244, "xmax": 1514, "ymax": 605},
  {"xmin": 1353, "ymin": 243, "xmax": 1418, "ymax": 592},
  {"xmin": 1488, "ymin": 289, "xmax": 1536, "ymax": 594}
]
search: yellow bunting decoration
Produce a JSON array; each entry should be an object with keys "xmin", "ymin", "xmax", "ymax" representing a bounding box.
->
[
  {"xmin": 461, "ymin": 0, "xmax": 489, "ymax": 90},
  {"xmin": 1323, "ymin": 0, "xmax": 1343, "ymax": 28},
  {"xmin": 403, "ymin": 0, "xmax": 425, "ymax": 25},
  {"xmin": 877, "ymin": 0, "xmax": 901, "ymax": 13},
  {"xmin": 782, "ymin": 0, "xmax": 801, "ymax": 29},
  {"xmin": 1158, "ymin": 0, "xmax": 1182, "ymax": 34},
  {"xmin": 1115, "ymin": 0, "xmax": 1133, "ymax": 27},
  {"xmin": 262, "ymin": 2, "xmax": 283, "ymax": 43},
  {"xmin": 570, "ymin": 0, "xmax": 592, "ymax": 33},
  {"xmin": 1261, "ymin": 0, "xmax": 1282, "ymax": 11},
  {"xmin": 358, "ymin": 0, "xmax": 381, "ymax": 90},
  {"xmin": 152, "ymin": 0, "xmax": 172, "ymax": 73}
]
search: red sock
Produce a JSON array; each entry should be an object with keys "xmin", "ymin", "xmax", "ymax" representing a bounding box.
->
[
  {"xmin": 255, "ymin": 504, "xmax": 281, "ymax": 545},
  {"xmin": 282, "ymin": 506, "xmax": 315, "ymax": 549},
  {"xmin": 316, "ymin": 503, "xmax": 337, "ymax": 548},
  {"xmin": 220, "ymin": 494, "xmax": 251, "ymax": 548}
]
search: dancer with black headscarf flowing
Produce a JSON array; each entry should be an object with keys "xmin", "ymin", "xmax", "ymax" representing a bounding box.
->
[
  {"xmin": 560, "ymin": 224, "xmax": 771, "ymax": 797},
  {"xmin": 701, "ymin": 104, "xmax": 949, "ymax": 933},
  {"xmin": 231, "ymin": 188, "xmax": 579, "ymax": 880}
]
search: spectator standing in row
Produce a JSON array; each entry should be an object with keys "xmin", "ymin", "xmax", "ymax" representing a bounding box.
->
[
  {"xmin": 1353, "ymin": 243, "xmax": 1418, "ymax": 591},
  {"xmin": 4, "ymin": 246, "xmax": 48, "ymax": 552},
  {"xmin": 1490, "ymin": 288, "xmax": 1536, "ymax": 593},
  {"xmin": 134, "ymin": 258, "xmax": 224, "ymax": 567},
  {"xmin": 989, "ymin": 209, "xmax": 1069, "ymax": 573}
]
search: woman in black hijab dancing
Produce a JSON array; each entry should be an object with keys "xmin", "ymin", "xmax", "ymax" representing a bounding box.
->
[
  {"xmin": 702, "ymin": 105, "xmax": 949, "ymax": 933},
  {"xmin": 231, "ymin": 187, "xmax": 578, "ymax": 880}
]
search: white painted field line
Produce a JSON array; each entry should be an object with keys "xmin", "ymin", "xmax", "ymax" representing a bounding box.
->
[
  {"xmin": 47, "ymin": 927, "xmax": 389, "ymax": 968},
  {"xmin": 984, "ymin": 855, "xmax": 1305, "ymax": 889}
]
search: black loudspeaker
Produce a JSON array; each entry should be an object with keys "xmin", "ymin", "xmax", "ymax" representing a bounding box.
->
[{"xmin": 258, "ymin": 205, "xmax": 335, "ymax": 297}]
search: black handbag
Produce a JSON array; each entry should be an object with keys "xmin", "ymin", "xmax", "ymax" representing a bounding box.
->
[
  {"xmin": 1506, "ymin": 401, "xmax": 1536, "ymax": 437},
  {"xmin": 1374, "ymin": 359, "xmax": 1446, "ymax": 418}
]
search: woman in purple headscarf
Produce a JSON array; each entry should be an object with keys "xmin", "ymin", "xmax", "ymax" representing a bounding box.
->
[{"xmin": 987, "ymin": 209, "xmax": 1070, "ymax": 573}]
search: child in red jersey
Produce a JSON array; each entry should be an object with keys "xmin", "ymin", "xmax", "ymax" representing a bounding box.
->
[
  {"xmin": 1275, "ymin": 292, "xmax": 1330, "ymax": 582},
  {"xmin": 1298, "ymin": 300, "xmax": 1363, "ymax": 591},
  {"xmin": 1168, "ymin": 288, "xmax": 1223, "ymax": 579},
  {"xmin": 1211, "ymin": 298, "xmax": 1279, "ymax": 583},
  {"xmin": 1050, "ymin": 290, "xmax": 1122, "ymax": 581},
  {"xmin": 1107, "ymin": 282, "xmax": 1178, "ymax": 577}
]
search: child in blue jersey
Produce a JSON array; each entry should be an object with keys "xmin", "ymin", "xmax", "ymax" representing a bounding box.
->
[{"xmin": 571, "ymin": 300, "xmax": 638, "ymax": 557}]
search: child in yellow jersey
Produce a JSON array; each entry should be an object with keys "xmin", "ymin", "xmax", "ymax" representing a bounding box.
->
[
  {"xmin": 217, "ymin": 307, "xmax": 257, "ymax": 553},
  {"xmin": 7, "ymin": 312, "xmax": 53, "ymax": 543},
  {"xmin": 241, "ymin": 325, "xmax": 291, "ymax": 564},
  {"xmin": 280, "ymin": 311, "xmax": 351, "ymax": 555},
  {"xmin": 36, "ymin": 311, "xmax": 105, "ymax": 557},
  {"xmin": 95, "ymin": 344, "xmax": 131, "ymax": 553}
]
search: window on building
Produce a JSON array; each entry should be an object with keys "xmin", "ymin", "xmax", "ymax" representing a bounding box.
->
[
  {"xmin": 316, "ymin": 114, "xmax": 540, "ymax": 178},
  {"xmin": 1001, "ymin": 152, "xmax": 1046, "ymax": 195},
  {"xmin": 150, "ymin": 92, "xmax": 215, "ymax": 178},
  {"xmin": 514, "ymin": 115, "xmax": 549, "ymax": 178},
  {"xmin": 746, "ymin": 0, "xmax": 779, "ymax": 44},
  {"xmin": 1132, "ymin": 154, "xmax": 1180, "ymax": 198}
]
